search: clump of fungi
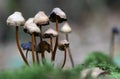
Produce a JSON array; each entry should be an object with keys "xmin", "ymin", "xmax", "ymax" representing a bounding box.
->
[{"xmin": 6, "ymin": 8, "xmax": 74, "ymax": 68}]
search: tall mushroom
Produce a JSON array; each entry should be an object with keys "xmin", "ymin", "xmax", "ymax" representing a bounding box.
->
[
  {"xmin": 110, "ymin": 27, "xmax": 119, "ymax": 59},
  {"xmin": 24, "ymin": 18, "xmax": 41, "ymax": 63},
  {"xmin": 34, "ymin": 11, "xmax": 49, "ymax": 41},
  {"xmin": 34, "ymin": 11, "xmax": 49, "ymax": 61},
  {"xmin": 6, "ymin": 11, "xmax": 28, "ymax": 65},
  {"xmin": 58, "ymin": 40, "xmax": 69, "ymax": 68},
  {"xmin": 49, "ymin": 7, "xmax": 67, "ymax": 61},
  {"xmin": 61, "ymin": 22, "xmax": 74, "ymax": 67}
]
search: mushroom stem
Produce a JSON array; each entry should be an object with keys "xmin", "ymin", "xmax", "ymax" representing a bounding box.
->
[
  {"xmin": 26, "ymin": 50, "xmax": 29, "ymax": 59},
  {"xmin": 39, "ymin": 26, "xmax": 45, "ymax": 61},
  {"xmin": 52, "ymin": 17, "xmax": 58, "ymax": 61},
  {"xmin": 40, "ymin": 26, "xmax": 42, "ymax": 41},
  {"xmin": 66, "ymin": 33, "xmax": 74, "ymax": 67},
  {"xmin": 110, "ymin": 32, "xmax": 115, "ymax": 59},
  {"xmin": 31, "ymin": 33, "xmax": 35, "ymax": 63},
  {"xmin": 16, "ymin": 26, "xmax": 29, "ymax": 65},
  {"xmin": 50, "ymin": 37, "xmax": 53, "ymax": 52},
  {"xmin": 61, "ymin": 48, "xmax": 67, "ymax": 68},
  {"xmin": 41, "ymin": 51, "xmax": 45, "ymax": 64},
  {"xmin": 35, "ymin": 37, "xmax": 40, "ymax": 64}
]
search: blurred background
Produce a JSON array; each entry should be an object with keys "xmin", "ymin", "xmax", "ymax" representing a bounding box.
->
[{"xmin": 0, "ymin": 0, "xmax": 120, "ymax": 69}]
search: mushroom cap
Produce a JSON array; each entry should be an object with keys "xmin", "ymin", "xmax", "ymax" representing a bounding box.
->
[
  {"xmin": 21, "ymin": 42, "xmax": 32, "ymax": 51},
  {"xmin": 81, "ymin": 67, "xmax": 106, "ymax": 79},
  {"xmin": 112, "ymin": 27, "xmax": 119, "ymax": 34},
  {"xmin": 7, "ymin": 11, "xmax": 25, "ymax": 27},
  {"xmin": 34, "ymin": 11, "xmax": 49, "ymax": 26},
  {"xmin": 43, "ymin": 28, "xmax": 58, "ymax": 38},
  {"xmin": 49, "ymin": 7, "xmax": 67, "ymax": 23},
  {"xmin": 58, "ymin": 40, "xmax": 69, "ymax": 51},
  {"xmin": 61, "ymin": 22, "xmax": 72, "ymax": 33},
  {"xmin": 24, "ymin": 18, "xmax": 41, "ymax": 34},
  {"xmin": 36, "ymin": 41, "xmax": 51, "ymax": 53}
]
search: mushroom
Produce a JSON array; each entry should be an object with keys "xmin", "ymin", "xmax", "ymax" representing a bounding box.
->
[
  {"xmin": 49, "ymin": 7, "xmax": 67, "ymax": 61},
  {"xmin": 61, "ymin": 22, "xmax": 74, "ymax": 67},
  {"xmin": 110, "ymin": 27, "xmax": 119, "ymax": 59},
  {"xmin": 34, "ymin": 11, "xmax": 49, "ymax": 62},
  {"xmin": 21, "ymin": 42, "xmax": 32, "ymax": 59},
  {"xmin": 81, "ymin": 67, "xmax": 108, "ymax": 79},
  {"xmin": 34, "ymin": 11, "xmax": 49, "ymax": 41},
  {"xmin": 58, "ymin": 40, "xmax": 69, "ymax": 68},
  {"xmin": 43, "ymin": 28, "xmax": 58, "ymax": 52},
  {"xmin": 36, "ymin": 41, "xmax": 51, "ymax": 63},
  {"xmin": 24, "ymin": 18, "xmax": 41, "ymax": 63},
  {"xmin": 6, "ymin": 11, "xmax": 28, "ymax": 65}
]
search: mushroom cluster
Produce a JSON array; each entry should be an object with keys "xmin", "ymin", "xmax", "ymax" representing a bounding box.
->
[{"xmin": 6, "ymin": 8, "xmax": 74, "ymax": 68}]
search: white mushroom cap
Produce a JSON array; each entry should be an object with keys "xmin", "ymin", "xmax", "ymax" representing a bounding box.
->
[
  {"xmin": 58, "ymin": 40, "xmax": 69, "ymax": 51},
  {"xmin": 61, "ymin": 22, "xmax": 72, "ymax": 33},
  {"xmin": 24, "ymin": 18, "xmax": 34, "ymax": 27},
  {"xmin": 81, "ymin": 67, "xmax": 105, "ymax": 79},
  {"xmin": 24, "ymin": 18, "xmax": 40, "ymax": 34},
  {"xmin": 52, "ymin": 7, "xmax": 66, "ymax": 19},
  {"xmin": 59, "ymin": 40, "xmax": 69, "ymax": 45},
  {"xmin": 49, "ymin": 7, "xmax": 67, "ymax": 23},
  {"xmin": 44, "ymin": 28, "xmax": 58, "ymax": 38},
  {"xmin": 6, "ymin": 11, "xmax": 25, "ymax": 27},
  {"xmin": 34, "ymin": 11, "xmax": 49, "ymax": 26}
]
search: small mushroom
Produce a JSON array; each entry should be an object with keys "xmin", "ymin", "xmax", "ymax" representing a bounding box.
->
[
  {"xmin": 21, "ymin": 42, "xmax": 32, "ymax": 59},
  {"xmin": 58, "ymin": 40, "xmax": 69, "ymax": 51},
  {"xmin": 61, "ymin": 22, "xmax": 74, "ymax": 67},
  {"xmin": 34, "ymin": 11, "xmax": 49, "ymax": 41},
  {"xmin": 110, "ymin": 27, "xmax": 119, "ymax": 59},
  {"xmin": 6, "ymin": 11, "xmax": 28, "ymax": 65},
  {"xmin": 81, "ymin": 67, "xmax": 108, "ymax": 79},
  {"xmin": 43, "ymin": 28, "xmax": 58, "ymax": 52},
  {"xmin": 43, "ymin": 28, "xmax": 58, "ymax": 60},
  {"xmin": 58, "ymin": 40, "xmax": 69, "ymax": 68},
  {"xmin": 49, "ymin": 7, "xmax": 67, "ymax": 61},
  {"xmin": 24, "ymin": 18, "xmax": 41, "ymax": 63},
  {"xmin": 36, "ymin": 41, "xmax": 51, "ymax": 63}
]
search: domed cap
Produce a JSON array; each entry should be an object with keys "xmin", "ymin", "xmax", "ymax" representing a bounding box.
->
[
  {"xmin": 49, "ymin": 7, "xmax": 67, "ymax": 23},
  {"xmin": 58, "ymin": 40, "xmax": 69, "ymax": 51},
  {"xmin": 61, "ymin": 22, "xmax": 72, "ymax": 33},
  {"xmin": 21, "ymin": 42, "xmax": 32, "ymax": 51},
  {"xmin": 43, "ymin": 28, "xmax": 58, "ymax": 38},
  {"xmin": 36, "ymin": 41, "xmax": 51, "ymax": 53},
  {"xmin": 7, "ymin": 11, "xmax": 25, "ymax": 27},
  {"xmin": 24, "ymin": 18, "xmax": 41, "ymax": 35},
  {"xmin": 112, "ymin": 27, "xmax": 119, "ymax": 34},
  {"xmin": 34, "ymin": 11, "xmax": 49, "ymax": 26}
]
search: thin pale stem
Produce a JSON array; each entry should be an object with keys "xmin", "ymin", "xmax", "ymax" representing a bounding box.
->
[
  {"xmin": 32, "ymin": 33, "xmax": 35, "ymax": 63},
  {"xmin": 26, "ymin": 50, "xmax": 29, "ymax": 59},
  {"xmin": 61, "ymin": 48, "xmax": 67, "ymax": 68},
  {"xmin": 40, "ymin": 26, "xmax": 42, "ymax": 41},
  {"xmin": 16, "ymin": 26, "xmax": 29, "ymax": 65},
  {"xmin": 66, "ymin": 34, "xmax": 74, "ymax": 67},
  {"xmin": 50, "ymin": 37, "xmax": 53, "ymax": 52},
  {"xmin": 50, "ymin": 37, "xmax": 53, "ymax": 61},
  {"xmin": 35, "ymin": 37, "xmax": 40, "ymax": 64},
  {"xmin": 41, "ymin": 51, "xmax": 45, "ymax": 64},
  {"xmin": 52, "ymin": 18, "xmax": 59, "ymax": 61},
  {"xmin": 110, "ymin": 33, "xmax": 114, "ymax": 59}
]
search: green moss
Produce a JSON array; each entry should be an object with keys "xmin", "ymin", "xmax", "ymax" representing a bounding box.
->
[{"xmin": 0, "ymin": 52, "xmax": 120, "ymax": 79}]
